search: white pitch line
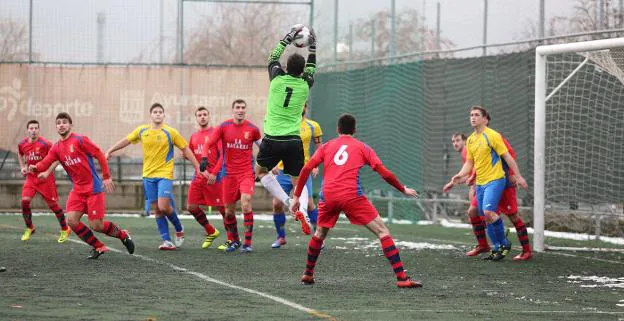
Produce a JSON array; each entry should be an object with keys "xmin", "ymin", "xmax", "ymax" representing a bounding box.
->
[
  {"xmin": 324, "ymin": 309, "xmax": 624, "ymax": 315},
  {"xmin": 65, "ymin": 238, "xmax": 336, "ymax": 320}
]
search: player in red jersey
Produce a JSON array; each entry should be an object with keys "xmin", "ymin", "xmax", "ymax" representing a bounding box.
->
[
  {"xmin": 17, "ymin": 120, "xmax": 71, "ymax": 243},
  {"xmin": 291, "ymin": 113, "xmax": 422, "ymax": 288},
  {"xmin": 29, "ymin": 112, "xmax": 135, "ymax": 259},
  {"xmin": 443, "ymin": 133, "xmax": 491, "ymax": 256},
  {"xmin": 186, "ymin": 106, "xmax": 225, "ymax": 249},
  {"xmin": 201, "ymin": 99, "xmax": 261, "ymax": 253}
]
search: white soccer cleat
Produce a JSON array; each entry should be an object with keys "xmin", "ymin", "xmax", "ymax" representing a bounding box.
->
[
  {"xmin": 175, "ymin": 230, "xmax": 185, "ymax": 247},
  {"xmin": 159, "ymin": 240, "xmax": 177, "ymax": 250}
]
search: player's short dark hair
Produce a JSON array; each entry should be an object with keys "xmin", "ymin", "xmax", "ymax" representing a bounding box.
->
[
  {"xmin": 287, "ymin": 53, "xmax": 305, "ymax": 76},
  {"xmin": 195, "ymin": 106, "xmax": 208, "ymax": 115},
  {"xmin": 26, "ymin": 120, "xmax": 39, "ymax": 129},
  {"xmin": 452, "ymin": 132, "xmax": 467, "ymax": 141},
  {"xmin": 337, "ymin": 113, "xmax": 356, "ymax": 135},
  {"xmin": 150, "ymin": 103, "xmax": 164, "ymax": 113},
  {"xmin": 56, "ymin": 112, "xmax": 73, "ymax": 124},
  {"xmin": 470, "ymin": 105, "xmax": 488, "ymax": 118},
  {"xmin": 232, "ymin": 99, "xmax": 246, "ymax": 108}
]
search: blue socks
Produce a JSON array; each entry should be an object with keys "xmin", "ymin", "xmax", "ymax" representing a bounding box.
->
[
  {"xmin": 491, "ymin": 217, "xmax": 510, "ymax": 248},
  {"xmin": 156, "ymin": 216, "xmax": 171, "ymax": 241},
  {"xmin": 308, "ymin": 208, "xmax": 318, "ymax": 224},
  {"xmin": 273, "ymin": 213, "xmax": 286, "ymax": 238},
  {"xmin": 167, "ymin": 208, "xmax": 184, "ymax": 233}
]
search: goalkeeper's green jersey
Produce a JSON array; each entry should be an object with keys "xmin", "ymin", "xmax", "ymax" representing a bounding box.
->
[
  {"xmin": 264, "ymin": 41, "xmax": 316, "ymax": 137},
  {"xmin": 264, "ymin": 75, "xmax": 310, "ymax": 136}
]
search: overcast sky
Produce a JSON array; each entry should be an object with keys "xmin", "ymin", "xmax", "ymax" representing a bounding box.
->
[{"xmin": 1, "ymin": 0, "xmax": 580, "ymax": 62}]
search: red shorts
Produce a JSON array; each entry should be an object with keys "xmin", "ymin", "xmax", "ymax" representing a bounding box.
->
[
  {"xmin": 317, "ymin": 195, "xmax": 379, "ymax": 228},
  {"xmin": 66, "ymin": 191, "xmax": 106, "ymax": 220},
  {"xmin": 22, "ymin": 176, "xmax": 58, "ymax": 203},
  {"xmin": 469, "ymin": 186, "xmax": 517, "ymax": 215},
  {"xmin": 222, "ymin": 174, "xmax": 255, "ymax": 204},
  {"xmin": 498, "ymin": 187, "xmax": 518, "ymax": 215},
  {"xmin": 187, "ymin": 178, "xmax": 223, "ymax": 207}
]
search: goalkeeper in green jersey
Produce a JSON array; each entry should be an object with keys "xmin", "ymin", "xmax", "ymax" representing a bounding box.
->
[{"xmin": 255, "ymin": 24, "xmax": 316, "ymax": 235}]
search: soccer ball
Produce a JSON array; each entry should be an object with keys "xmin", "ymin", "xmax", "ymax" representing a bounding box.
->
[{"xmin": 292, "ymin": 25, "xmax": 312, "ymax": 48}]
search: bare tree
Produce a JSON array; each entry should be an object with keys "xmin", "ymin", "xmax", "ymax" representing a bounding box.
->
[
  {"xmin": 184, "ymin": 4, "xmax": 305, "ymax": 65},
  {"xmin": 349, "ymin": 8, "xmax": 455, "ymax": 61},
  {"xmin": 0, "ymin": 18, "xmax": 30, "ymax": 62}
]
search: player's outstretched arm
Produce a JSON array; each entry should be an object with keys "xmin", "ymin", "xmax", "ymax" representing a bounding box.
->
[
  {"xmin": 291, "ymin": 150, "xmax": 323, "ymax": 213},
  {"xmin": 502, "ymin": 153, "xmax": 528, "ymax": 190},
  {"xmin": 30, "ymin": 147, "xmax": 58, "ymax": 174},
  {"xmin": 17, "ymin": 152, "xmax": 27, "ymax": 176},
  {"xmin": 105, "ymin": 138, "xmax": 131, "ymax": 160},
  {"xmin": 451, "ymin": 159, "xmax": 474, "ymax": 184},
  {"xmin": 303, "ymin": 27, "xmax": 317, "ymax": 87},
  {"xmin": 373, "ymin": 164, "xmax": 418, "ymax": 197},
  {"xmin": 37, "ymin": 161, "xmax": 59, "ymax": 180},
  {"xmin": 182, "ymin": 146, "xmax": 205, "ymax": 178}
]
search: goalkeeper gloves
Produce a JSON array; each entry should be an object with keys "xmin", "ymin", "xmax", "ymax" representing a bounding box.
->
[
  {"xmin": 308, "ymin": 27, "xmax": 317, "ymax": 53},
  {"xmin": 282, "ymin": 24, "xmax": 304, "ymax": 45},
  {"xmin": 200, "ymin": 157, "xmax": 208, "ymax": 172}
]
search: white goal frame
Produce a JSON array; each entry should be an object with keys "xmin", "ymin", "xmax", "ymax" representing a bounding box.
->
[{"xmin": 534, "ymin": 37, "xmax": 624, "ymax": 252}]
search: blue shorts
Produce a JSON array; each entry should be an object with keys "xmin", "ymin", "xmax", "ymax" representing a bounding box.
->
[
  {"xmin": 143, "ymin": 178, "xmax": 173, "ymax": 202},
  {"xmin": 475, "ymin": 177, "xmax": 506, "ymax": 216},
  {"xmin": 276, "ymin": 170, "xmax": 313, "ymax": 197}
]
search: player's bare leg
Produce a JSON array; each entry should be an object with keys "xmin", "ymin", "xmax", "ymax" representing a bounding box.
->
[
  {"xmin": 506, "ymin": 213, "xmax": 532, "ymax": 260},
  {"xmin": 20, "ymin": 196, "xmax": 35, "ymax": 241},
  {"xmin": 240, "ymin": 193, "xmax": 254, "ymax": 253},
  {"xmin": 466, "ymin": 205, "xmax": 490, "ymax": 256},
  {"xmin": 364, "ymin": 216, "xmax": 422, "ymax": 288}
]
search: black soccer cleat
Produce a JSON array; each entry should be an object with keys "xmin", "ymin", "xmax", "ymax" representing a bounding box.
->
[
  {"xmin": 121, "ymin": 231, "xmax": 135, "ymax": 254},
  {"xmin": 482, "ymin": 250, "xmax": 496, "ymax": 261},
  {"xmin": 492, "ymin": 243, "xmax": 512, "ymax": 261},
  {"xmin": 87, "ymin": 246, "xmax": 109, "ymax": 259}
]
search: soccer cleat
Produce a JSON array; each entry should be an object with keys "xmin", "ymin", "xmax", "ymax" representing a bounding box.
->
[
  {"xmin": 57, "ymin": 228, "xmax": 71, "ymax": 243},
  {"xmin": 482, "ymin": 250, "xmax": 496, "ymax": 260},
  {"xmin": 271, "ymin": 237, "xmax": 287, "ymax": 249},
  {"xmin": 121, "ymin": 230, "xmax": 135, "ymax": 254},
  {"xmin": 466, "ymin": 245, "xmax": 491, "ymax": 256},
  {"xmin": 87, "ymin": 246, "xmax": 109, "ymax": 259},
  {"xmin": 21, "ymin": 228, "xmax": 35, "ymax": 241},
  {"xmin": 217, "ymin": 240, "xmax": 232, "ymax": 251},
  {"xmin": 396, "ymin": 277, "xmax": 423, "ymax": 288},
  {"xmin": 492, "ymin": 243, "xmax": 512, "ymax": 261},
  {"xmin": 202, "ymin": 229, "xmax": 220, "ymax": 249},
  {"xmin": 294, "ymin": 211, "xmax": 312, "ymax": 235},
  {"xmin": 240, "ymin": 245, "xmax": 253, "ymax": 253},
  {"xmin": 225, "ymin": 240, "xmax": 241, "ymax": 253},
  {"xmin": 159, "ymin": 240, "xmax": 177, "ymax": 251},
  {"xmin": 301, "ymin": 274, "xmax": 315, "ymax": 285},
  {"xmin": 513, "ymin": 251, "xmax": 533, "ymax": 261},
  {"xmin": 174, "ymin": 230, "xmax": 185, "ymax": 247}
]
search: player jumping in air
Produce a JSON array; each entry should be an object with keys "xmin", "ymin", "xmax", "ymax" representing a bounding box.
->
[
  {"xmin": 255, "ymin": 25, "xmax": 317, "ymax": 235},
  {"xmin": 186, "ymin": 106, "xmax": 226, "ymax": 249},
  {"xmin": 106, "ymin": 103, "xmax": 203, "ymax": 250},
  {"xmin": 271, "ymin": 104, "xmax": 323, "ymax": 248},
  {"xmin": 18, "ymin": 120, "xmax": 71, "ymax": 243},
  {"xmin": 290, "ymin": 113, "xmax": 422, "ymax": 288},
  {"xmin": 201, "ymin": 99, "xmax": 261, "ymax": 253},
  {"xmin": 30, "ymin": 112, "xmax": 134, "ymax": 259},
  {"xmin": 451, "ymin": 106, "xmax": 528, "ymax": 261}
]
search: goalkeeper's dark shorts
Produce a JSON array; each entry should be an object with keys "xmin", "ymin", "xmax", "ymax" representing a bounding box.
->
[{"xmin": 256, "ymin": 134, "xmax": 304, "ymax": 177}]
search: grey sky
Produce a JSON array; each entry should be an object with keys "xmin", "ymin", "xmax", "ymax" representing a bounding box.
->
[{"xmin": 1, "ymin": 0, "xmax": 578, "ymax": 62}]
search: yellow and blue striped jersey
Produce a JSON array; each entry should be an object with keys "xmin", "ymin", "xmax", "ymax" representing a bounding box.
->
[
  {"xmin": 278, "ymin": 118, "xmax": 323, "ymax": 170},
  {"xmin": 127, "ymin": 124, "xmax": 188, "ymax": 179},
  {"xmin": 466, "ymin": 127, "xmax": 509, "ymax": 186}
]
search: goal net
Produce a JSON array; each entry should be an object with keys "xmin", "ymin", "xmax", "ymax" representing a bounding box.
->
[{"xmin": 534, "ymin": 38, "xmax": 624, "ymax": 252}]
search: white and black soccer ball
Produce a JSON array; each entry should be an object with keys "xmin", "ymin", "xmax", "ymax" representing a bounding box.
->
[{"xmin": 292, "ymin": 25, "xmax": 312, "ymax": 48}]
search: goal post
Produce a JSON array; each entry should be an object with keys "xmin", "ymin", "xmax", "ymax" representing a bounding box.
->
[{"xmin": 534, "ymin": 37, "xmax": 624, "ymax": 252}]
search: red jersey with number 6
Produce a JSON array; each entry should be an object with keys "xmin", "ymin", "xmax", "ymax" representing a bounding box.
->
[{"xmin": 306, "ymin": 135, "xmax": 383, "ymax": 200}]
